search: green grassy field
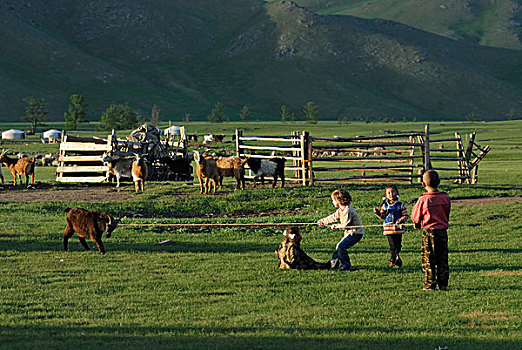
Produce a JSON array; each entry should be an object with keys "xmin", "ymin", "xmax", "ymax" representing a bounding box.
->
[{"xmin": 0, "ymin": 121, "xmax": 521, "ymax": 349}]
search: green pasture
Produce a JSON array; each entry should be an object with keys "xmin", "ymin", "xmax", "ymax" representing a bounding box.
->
[{"xmin": 0, "ymin": 121, "xmax": 521, "ymax": 349}]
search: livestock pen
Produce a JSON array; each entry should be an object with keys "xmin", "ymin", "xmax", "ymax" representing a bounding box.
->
[{"xmin": 235, "ymin": 124, "xmax": 490, "ymax": 186}]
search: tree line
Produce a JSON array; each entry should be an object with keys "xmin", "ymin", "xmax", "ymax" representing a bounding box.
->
[{"xmin": 19, "ymin": 95, "xmax": 322, "ymax": 133}]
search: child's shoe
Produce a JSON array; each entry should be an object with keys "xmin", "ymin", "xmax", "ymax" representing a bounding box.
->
[
  {"xmin": 393, "ymin": 255, "xmax": 403, "ymax": 268},
  {"xmin": 330, "ymin": 259, "xmax": 339, "ymax": 269},
  {"xmin": 338, "ymin": 264, "xmax": 352, "ymax": 271},
  {"xmin": 388, "ymin": 258, "xmax": 394, "ymax": 266}
]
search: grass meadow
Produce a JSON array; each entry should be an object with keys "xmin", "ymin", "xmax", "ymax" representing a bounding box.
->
[{"xmin": 0, "ymin": 121, "xmax": 521, "ymax": 349}]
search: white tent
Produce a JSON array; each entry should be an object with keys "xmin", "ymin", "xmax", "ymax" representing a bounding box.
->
[
  {"xmin": 164, "ymin": 125, "xmax": 181, "ymax": 137},
  {"xmin": 43, "ymin": 129, "xmax": 62, "ymax": 139},
  {"xmin": 2, "ymin": 129, "xmax": 26, "ymax": 140}
]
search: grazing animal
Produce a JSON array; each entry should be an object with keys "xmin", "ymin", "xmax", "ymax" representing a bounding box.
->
[
  {"xmin": 216, "ymin": 156, "xmax": 247, "ymax": 190},
  {"xmin": 194, "ymin": 151, "xmax": 219, "ymax": 194},
  {"xmin": 203, "ymin": 134, "xmax": 214, "ymax": 144},
  {"xmin": 63, "ymin": 207, "xmax": 120, "ymax": 254},
  {"xmin": 275, "ymin": 227, "xmax": 330, "ymax": 270},
  {"xmin": 213, "ymin": 134, "xmax": 226, "ymax": 142},
  {"xmin": 246, "ymin": 157, "xmax": 286, "ymax": 188},
  {"xmin": 131, "ymin": 154, "xmax": 148, "ymax": 193},
  {"xmin": 187, "ymin": 134, "xmax": 198, "ymax": 142},
  {"xmin": 0, "ymin": 150, "xmax": 35, "ymax": 186},
  {"xmin": 159, "ymin": 156, "xmax": 193, "ymax": 180},
  {"xmin": 102, "ymin": 152, "xmax": 133, "ymax": 187},
  {"xmin": 41, "ymin": 153, "xmax": 55, "ymax": 167},
  {"xmin": 373, "ymin": 146, "xmax": 386, "ymax": 156}
]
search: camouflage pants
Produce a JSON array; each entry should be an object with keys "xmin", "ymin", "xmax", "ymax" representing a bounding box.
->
[{"xmin": 421, "ymin": 229, "xmax": 449, "ymax": 290}]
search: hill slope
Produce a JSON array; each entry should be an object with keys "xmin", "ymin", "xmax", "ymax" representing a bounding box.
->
[
  {"xmin": 284, "ymin": 0, "xmax": 522, "ymax": 50},
  {"xmin": 1, "ymin": 0, "xmax": 522, "ymax": 122}
]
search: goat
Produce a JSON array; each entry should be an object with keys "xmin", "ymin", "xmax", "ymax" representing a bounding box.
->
[
  {"xmin": 101, "ymin": 152, "xmax": 133, "ymax": 187},
  {"xmin": 216, "ymin": 156, "xmax": 247, "ymax": 190},
  {"xmin": 41, "ymin": 153, "xmax": 55, "ymax": 167},
  {"xmin": 246, "ymin": 157, "xmax": 285, "ymax": 188},
  {"xmin": 213, "ymin": 134, "xmax": 226, "ymax": 142},
  {"xmin": 373, "ymin": 146, "xmax": 386, "ymax": 156},
  {"xmin": 187, "ymin": 134, "xmax": 198, "ymax": 142},
  {"xmin": 0, "ymin": 150, "xmax": 35, "ymax": 186},
  {"xmin": 159, "ymin": 156, "xmax": 193, "ymax": 181},
  {"xmin": 203, "ymin": 134, "xmax": 214, "ymax": 144},
  {"xmin": 63, "ymin": 207, "xmax": 120, "ymax": 254},
  {"xmin": 194, "ymin": 151, "xmax": 219, "ymax": 194},
  {"xmin": 131, "ymin": 154, "xmax": 148, "ymax": 193}
]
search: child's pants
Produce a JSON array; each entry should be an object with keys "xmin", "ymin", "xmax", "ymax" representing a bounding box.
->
[
  {"xmin": 387, "ymin": 234, "xmax": 402, "ymax": 263},
  {"xmin": 332, "ymin": 233, "xmax": 363, "ymax": 269},
  {"xmin": 421, "ymin": 228, "xmax": 449, "ymax": 289}
]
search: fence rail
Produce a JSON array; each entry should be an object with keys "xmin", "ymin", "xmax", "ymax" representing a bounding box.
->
[{"xmin": 235, "ymin": 124, "xmax": 490, "ymax": 185}]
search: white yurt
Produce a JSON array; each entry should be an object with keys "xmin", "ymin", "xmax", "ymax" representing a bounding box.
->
[
  {"xmin": 2, "ymin": 129, "xmax": 26, "ymax": 140},
  {"xmin": 43, "ymin": 129, "xmax": 62, "ymax": 139},
  {"xmin": 164, "ymin": 125, "xmax": 181, "ymax": 137}
]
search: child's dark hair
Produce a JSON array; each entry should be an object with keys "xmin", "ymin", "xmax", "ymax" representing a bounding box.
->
[
  {"xmin": 423, "ymin": 170, "xmax": 440, "ymax": 188},
  {"xmin": 385, "ymin": 184, "xmax": 399, "ymax": 196},
  {"xmin": 284, "ymin": 227, "xmax": 302, "ymax": 242},
  {"xmin": 332, "ymin": 189, "xmax": 352, "ymax": 205}
]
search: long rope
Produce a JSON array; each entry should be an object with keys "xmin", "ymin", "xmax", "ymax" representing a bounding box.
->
[{"xmin": 119, "ymin": 222, "xmax": 416, "ymax": 229}]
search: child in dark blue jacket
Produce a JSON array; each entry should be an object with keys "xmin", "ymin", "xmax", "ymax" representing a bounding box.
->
[{"xmin": 374, "ymin": 185, "xmax": 409, "ymax": 268}]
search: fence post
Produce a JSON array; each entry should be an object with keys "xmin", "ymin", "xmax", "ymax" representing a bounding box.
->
[
  {"xmin": 292, "ymin": 131, "xmax": 300, "ymax": 180},
  {"xmin": 424, "ymin": 123, "xmax": 431, "ymax": 171},
  {"xmin": 235, "ymin": 129, "xmax": 243, "ymax": 157},
  {"xmin": 306, "ymin": 131, "xmax": 314, "ymax": 186},
  {"xmin": 409, "ymin": 136, "xmax": 415, "ymax": 184},
  {"xmin": 300, "ymin": 131, "xmax": 308, "ymax": 186}
]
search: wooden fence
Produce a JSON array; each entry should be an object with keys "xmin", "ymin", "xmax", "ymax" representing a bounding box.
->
[
  {"xmin": 56, "ymin": 127, "xmax": 190, "ymax": 183},
  {"xmin": 235, "ymin": 124, "xmax": 490, "ymax": 186}
]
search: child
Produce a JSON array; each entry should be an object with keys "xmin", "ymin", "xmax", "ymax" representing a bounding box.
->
[
  {"xmin": 317, "ymin": 189, "xmax": 364, "ymax": 271},
  {"xmin": 373, "ymin": 185, "xmax": 409, "ymax": 268},
  {"xmin": 411, "ymin": 170, "xmax": 451, "ymax": 291},
  {"xmin": 275, "ymin": 227, "xmax": 330, "ymax": 270}
]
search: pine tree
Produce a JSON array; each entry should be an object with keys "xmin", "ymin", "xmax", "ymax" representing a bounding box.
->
[
  {"xmin": 21, "ymin": 97, "xmax": 47, "ymax": 134},
  {"xmin": 150, "ymin": 105, "xmax": 160, "ymax": 126},
  {"xmin": 208, "ymin": 102, "xmax": 226, "ymax": 123},
  {"xmin": 280, "ymin": 105, "xmax": 290, "ymax": 122},
  {"xmin": 302, "ymin": 101, "xmax": 319, "ymax": 124},
  {"xmin": 98, "ymin": 103, "xmax": 140, "ymax": 131},
  {"xmin": 64, "ymin": 94, "xmax": 89, "ymax": 130},
  {"xmin": 239, "ymin": 105, "xmax": 250, "ymax": 122}
]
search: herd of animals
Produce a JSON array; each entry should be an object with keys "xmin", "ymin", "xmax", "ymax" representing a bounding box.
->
[{"xmin": 0, "ymin": 146, "xmax": 287, "ymax": 194}]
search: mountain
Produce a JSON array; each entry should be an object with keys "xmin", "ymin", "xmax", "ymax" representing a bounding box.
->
[
  {"xmin": 283, "ymin": 0, "xmax": 522, "ymax": 50},
  {"xmin": 1, "ymin": 0, "xmax": 522, "ymax": 122}
]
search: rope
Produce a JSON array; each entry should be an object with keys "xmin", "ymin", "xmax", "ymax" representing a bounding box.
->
[{"xmin": 119, "ymin": 222, "xmax": 416, "ymax": 229}]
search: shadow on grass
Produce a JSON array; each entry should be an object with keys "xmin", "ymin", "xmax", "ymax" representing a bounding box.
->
[
  {"xmin": 0, "ymin": 325, "xmax": 519, "ymax": 350},
  {"xmin": 0, "ymin": 238, "xmax": 277, "ymax": 254}
]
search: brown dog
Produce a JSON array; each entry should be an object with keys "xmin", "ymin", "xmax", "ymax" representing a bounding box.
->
[{"xmin": 275, "ymin": 227, "xmax": 330, "ymax": 270}]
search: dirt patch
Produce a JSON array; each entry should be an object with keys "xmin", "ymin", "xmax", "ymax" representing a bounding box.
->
[
  {"xmin": 481, "ymin": 271, "xmax": 522, "ymax": 277},
  {"xmin": 0, "ymin": 183, "xmax": 141, "ymax": 202},
  {"xmin": 452, "ymin": 197, "xmax": 522, "ymax": 206}
]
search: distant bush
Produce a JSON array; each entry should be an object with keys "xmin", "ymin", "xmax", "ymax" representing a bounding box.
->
[{"xmin": 98, "ymin": 103, "xmax": 140, "ymax": 131}]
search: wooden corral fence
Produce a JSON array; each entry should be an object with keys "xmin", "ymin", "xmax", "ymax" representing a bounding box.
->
[
  {"xmin": 235, "ymin": 129, "xmax": 311, "ymax": 185},
  {"xmin": 235, "ymin": 124, "xmax": 490, "ymax": 186},
  {"xmin": 56, "ymin": 132, "xmax": 115, "ymax": 183},
  {"xmin": 56, "ymin": 127, "xmax": 190, "ymax": 183}
]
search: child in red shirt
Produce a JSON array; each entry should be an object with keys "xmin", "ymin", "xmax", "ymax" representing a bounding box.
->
[{"xmin": 411, "ymin": 170, "xmax": 451, "ymax": 291}]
